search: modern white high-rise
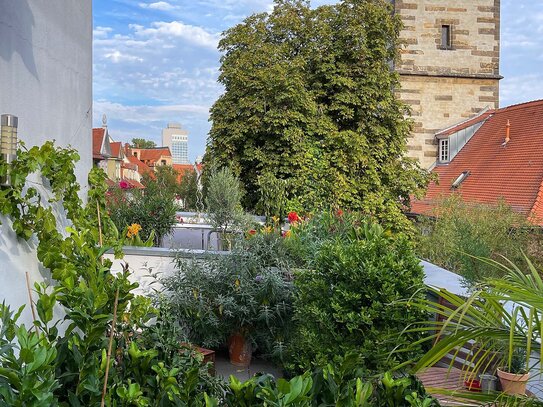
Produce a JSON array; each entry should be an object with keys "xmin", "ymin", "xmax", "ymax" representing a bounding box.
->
[{"xmin": 162, "ymin": 123, "xmax": 189, "ymax": 164}]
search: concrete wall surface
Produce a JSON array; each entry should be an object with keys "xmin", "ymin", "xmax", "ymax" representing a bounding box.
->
[
  {"xmin": 0, "ymin": 182, "xmax": 71, "ymax": 331},
  {"xmin": 0, "ymin": 0, "xmax": 92, "ymax": 189},
  {"xmin": 0, "ymin": 0, "xmax": 92, "ymax": 327}
]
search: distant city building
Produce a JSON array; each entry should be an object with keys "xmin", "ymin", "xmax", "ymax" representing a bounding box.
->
[{"xmin": 162, "ymin": 123, "xmax": 189, "ymax": 164}]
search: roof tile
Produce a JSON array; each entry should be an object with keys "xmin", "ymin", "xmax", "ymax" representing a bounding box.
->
[{"xmin": 411, "ymin": 100, "xmax": 543, "ymax": 225}]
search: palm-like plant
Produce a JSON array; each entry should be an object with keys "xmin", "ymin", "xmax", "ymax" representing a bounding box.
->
[{"xmin": 400, "ymin": 255, "xmax": 543, "ymax": 404}]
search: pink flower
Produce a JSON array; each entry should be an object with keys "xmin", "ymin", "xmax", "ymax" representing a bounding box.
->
[{"xmin": 119, "ymin": 180, "xmax": 130, "ymax": 189}]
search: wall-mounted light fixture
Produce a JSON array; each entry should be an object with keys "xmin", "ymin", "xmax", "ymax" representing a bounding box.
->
[{"xmin": 1, "ymin": 114, "xmax": 18, "ymax": 187}]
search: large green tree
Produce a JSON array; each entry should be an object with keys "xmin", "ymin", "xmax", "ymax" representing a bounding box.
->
[
  {"xmin": 205, "ymin": 0, "xmax": 429, "ymax": 227},
  {"xmin": 131, "ymin": 138, "xmax": 156, "ymax": 149}
]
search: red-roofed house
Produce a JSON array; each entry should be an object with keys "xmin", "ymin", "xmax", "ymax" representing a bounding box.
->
[
  {"xmin": 124, "ymin": 144, "xmax": 153, "ymax": 178},
  {"xmin": 131, "ymin": 147, "xmax": 172, "ymax": 170},
  {"xmin": 410, "ymin": 100, "xmax": 543, "ymax": 225},
  {"xmin": 172, "ymin": 163, "xmax": 203, "ymax": 184},
  {"xmin": 107, "ymin": 141, "xmax": 124, "ymax": 181},
  {"xmin": 92, "ymin": 127, "xmax": 111, "ymax": 173}
]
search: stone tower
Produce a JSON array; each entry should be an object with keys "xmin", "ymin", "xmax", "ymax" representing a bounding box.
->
[{"xmin": 394, "ymin": 0, "xmax": 501, "ymax": 168}]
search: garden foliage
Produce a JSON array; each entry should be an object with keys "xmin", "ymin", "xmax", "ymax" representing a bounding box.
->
[
  {"xmin": 177, "ymin": 167, "xmax": 200, "ymax": 211},
  {"xmin": 162, "ymin": 232, "xmax": 295, "ymax": 362},
  {"xmin": 0, "ymin": 143, "xmax": 221, "ymax": 405},
  {"xmin": 285, "ymin": 212, "xmax": 428, "ymax": 374},
  {"xmin": 415, "ymin": 195, "xmax": 537, "ymax": 285},
  {"xmin": 217, "ymin": 353, "xmax": 439, "ymax": 406},
  {"xmin": 205, "ymin": 0, "xmax": 429, "ymax": 225},
  {"xmin": 401, "ymin": 255, "xmax": 543, "ymax": 405},
  {"xmin": 107, "ymin": 183, "xmax": 177, "ymax": 247},
  {"xmin": 205, "ymin": 167, "xmax": 247, "ymax": 233}
]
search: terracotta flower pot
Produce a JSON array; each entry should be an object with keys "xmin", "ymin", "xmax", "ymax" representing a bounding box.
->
[
  {"xmin": 497, "ymin": 368, "xmax": 530, "ymax": 395},
  {"xmin": 228, "ymin": 333, "xmax": 252, "ymax": 367}
]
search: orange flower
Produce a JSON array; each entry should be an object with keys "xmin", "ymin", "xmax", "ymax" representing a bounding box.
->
[{"xmin": 126, "ymin": 223, "xmax": 142, "ymax": 238}]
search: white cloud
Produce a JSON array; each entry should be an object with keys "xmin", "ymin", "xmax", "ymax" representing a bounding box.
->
[
  {"xmin": 133, "ymin": 21, "xmax": 220, "ymax": 50},
  {"xmin": 501, "ymin": 74, "xmax": 543, "ymax": 107},
  {"xmin": 94, "ymin": 100, "xmax": 209, "ymax": 122},
  {"xmin": 93, "ymin": 26, "xmax": 113, "ymax": 38},
  {"xmin": 139, "ymin": 1, "xmax": 177, "ymax": 11},
  {"xmin": 104, "ymin": 50, "xmax": 144, "ymax": 63}
]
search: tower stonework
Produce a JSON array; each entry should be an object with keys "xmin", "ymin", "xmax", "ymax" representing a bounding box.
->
[{"xmin": 394, "ymin": 0, "xmax": 501, "ymax": 168}]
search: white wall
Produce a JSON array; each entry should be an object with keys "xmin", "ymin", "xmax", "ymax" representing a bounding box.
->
[
  {"xmin": 0, "ymin": 0, "xmax": 92, "ymax": 328},
  {"xmin": 0, "ymin": 0, "xmax": 92, "ymax": 189}
]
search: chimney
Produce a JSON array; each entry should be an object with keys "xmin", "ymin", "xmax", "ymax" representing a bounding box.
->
[{"xmin": 505, "ymin": 119, "xmax": 511, "ymax": 144}]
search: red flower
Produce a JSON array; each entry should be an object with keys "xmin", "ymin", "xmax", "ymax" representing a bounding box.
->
[
  {"xmin": 248, "ymin": 229, "xmax": 257, "ymax": 235},
  {"xmin": 119, "ymin": 180, "xmax": 130, "ymax": 190},
  {"xmin": 287, "ymin": 211, "xmax": 300, "ymax": 224},
  {"xmin": 336, "ymin": 209, "xmax": 344, "ymax": 217}
]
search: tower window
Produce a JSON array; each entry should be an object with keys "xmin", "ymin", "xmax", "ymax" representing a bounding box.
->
[
  {"xmin": 441, "ymin": 25, "xmax": 452, "ymax": 49},
  {"xmin": 439, "ymin": 138, "xmax": 449, "ymax": 162}
]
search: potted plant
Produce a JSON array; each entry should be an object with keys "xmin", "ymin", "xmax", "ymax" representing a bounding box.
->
[
  {"xmin": 497, "ymin": 347, "xmax": 530, "ymax": 395},
  {"xmin": 160, "ymin": 231, "xmax": 295, "ymax": 367}
]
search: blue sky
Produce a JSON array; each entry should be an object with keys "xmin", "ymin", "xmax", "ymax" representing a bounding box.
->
[{"xmin": 93, "ymin": 0, "xmax": 543, "ymax": 162}]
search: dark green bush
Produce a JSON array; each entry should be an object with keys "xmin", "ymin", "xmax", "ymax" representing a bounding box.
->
[
  {"xmin": 287, "ymin": 215, "xmax": 427, "ymax": 374},
  {"xmin": 107, "ymin": 185, "xmax": 177, "ymax": 246}
]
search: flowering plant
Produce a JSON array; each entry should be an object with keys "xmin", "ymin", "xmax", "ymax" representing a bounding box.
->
[
  {"xmin": 119, "ymin": 180, "xmax": 130, "ymax": 190},
  {"xmin": 287, "ymin": 211, "xmax": 300, "ymax": 224},
  {"xmin": 122, "ymin": 223, "xmax": 154, "ymax": 247}
]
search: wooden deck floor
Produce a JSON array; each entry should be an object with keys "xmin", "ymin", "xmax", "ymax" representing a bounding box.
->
[{"xmin": 417, "ymin": 367, "xmax": 484, "ymax": 406}]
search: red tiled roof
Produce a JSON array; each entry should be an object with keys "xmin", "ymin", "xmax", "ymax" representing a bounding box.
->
[
  {"xmin": 173, "ymin": 163, "xmax": 202, "ymax": 183},
  {"xmin": 138, "ymin": 147, "xmax": 172, "ymax": 165},
  {"xmin": 92, "ymin": 128, "xmax": 106, "ymax": 159},
  {"xmin": 122, "ymin": 162, "xmax": 138, "ymax": 171},
  {"xmin": 110, "ymin": 142, "xmax": 122, "ymax": 158},
  {"xmin": 411, "ymin": 100, "xmax": 543, "ymax": 225},
  {"xmin": 126, "ymin": 151, "xmax": 152, "ymax": 176},
  {"xmin": 125, "ymin": 179, "xmax": 145, "ymax": 189},
  {"xmin": 435, "ymin": 109, "xmax": 494, "ymax": 137}
]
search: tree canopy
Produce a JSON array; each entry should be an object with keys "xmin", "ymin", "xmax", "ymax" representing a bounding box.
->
[
  {"xmin": 204, "ymin": 0, "xmax": 429, "ymax": 228},
  {"xmin": 131, "ymin": 138, "xmax": 156, "ymax": 149}
]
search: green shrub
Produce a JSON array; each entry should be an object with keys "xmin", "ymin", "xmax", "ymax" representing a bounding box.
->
[
  {"xmin": 287, "ymin": 217, "xmax": 427, "ymax": 374},
  {"xmin": 107, "ymin": 185, "xmax": 177, "ymax": 246},
  {"xmin": 0, "ymin": 143, "xmax": 221, "ymax": 405},
  {"xmin": 161, "ymin": 232, "xmax": 295, "ymax": 361},
  {"xmin": 415, "ymin": 195, "xmax": 536, "ymax": 285},
  {"xmin": 217, "ymin": 353, "xmax": 439, "ymax": 406}
]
